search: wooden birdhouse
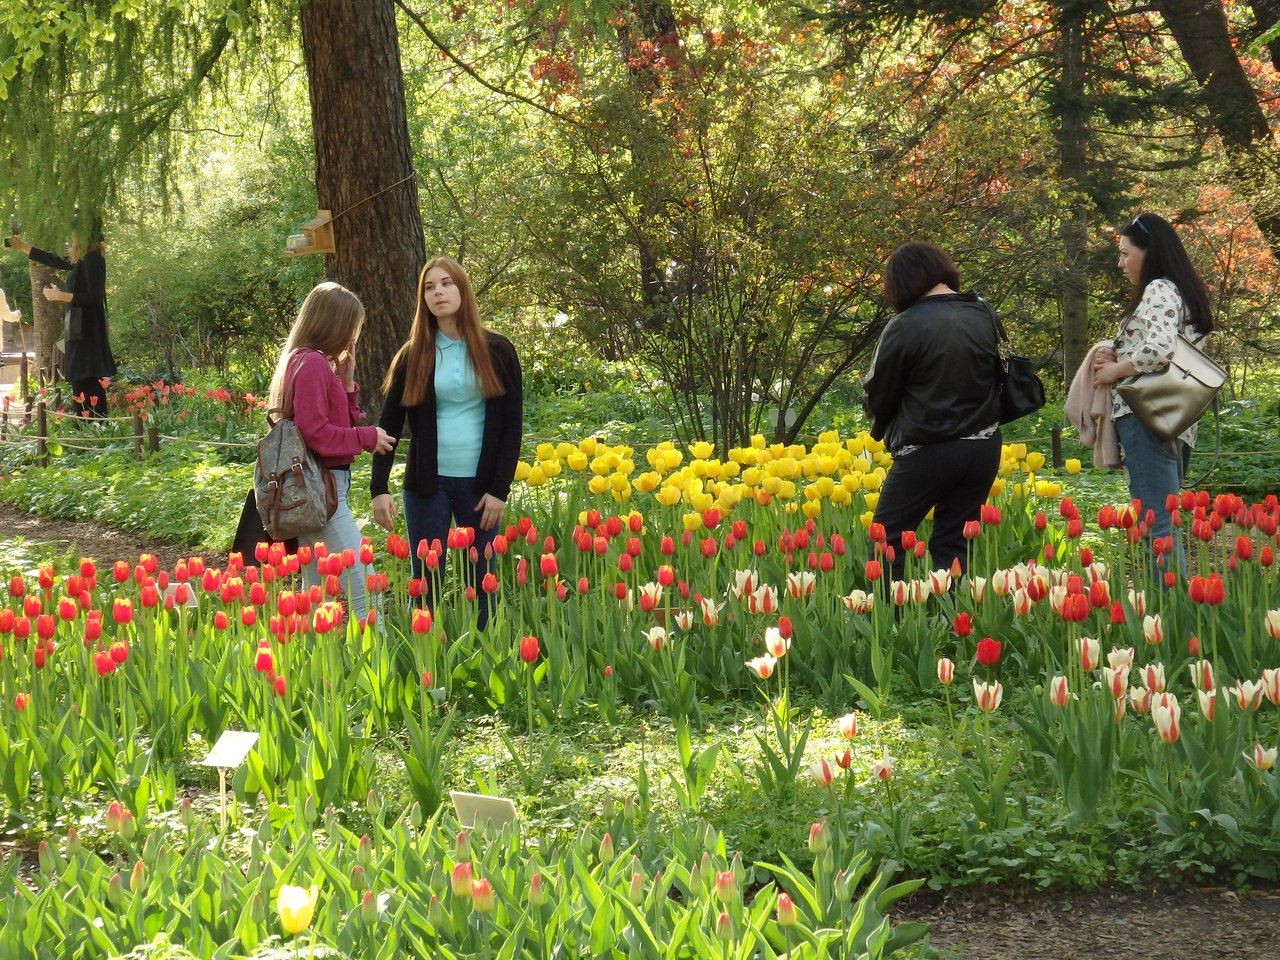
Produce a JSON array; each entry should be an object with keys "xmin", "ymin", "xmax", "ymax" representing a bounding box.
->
[{"xmin": 283, "ymin": 209, "xmax": 335, "ymax": 257}]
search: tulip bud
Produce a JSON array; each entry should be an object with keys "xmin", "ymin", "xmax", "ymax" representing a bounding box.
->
[
  {"xmin": 107, "ymin": 872, "xmax": 125, "ymax": 907},
  {"xmin": 808, "ymin": 820, "xmax": 829, "ymax": 854},
  {"xmin": 777, "ymin": 892, "xmax": 798, "ymax": 926},
  {"xmin": 303, "ymin": 795, "xmax": 317, "ymax": 826},
  {"xmin": 715, "ymin": 911, "xmax": 733, "ymax": 942},
  {"xmin": 428, "ymin": 894, "xmax": 445, "ymax": 927},
  {"xmin": 528, "ymin": 871, "xmax": 547, "ymax": 907},
  {"xmin": 628, "ymin": 871, "xmax": 645, "ymax": 905},
  {"xmin": 130, "ymin": 859, "xmax": 145, "ymax": 893},
  {"xmin": 37, "ymin": 840, "xmax": 59, "ymax": 877},
  {"xmin": 65, "ymin": 827, "xmax": 82, "ymax": 857},
  {"xmin": 361, "ymin": 890, "xmax": 378, "ymax": 925},
  {"xmin": 351, "ymin": 864, "xmax": 367, "ymax": 892},
  {"xmin": 451, "ymin": 862, "xmax": 473, "ymax": 898},
  {"xmin": 598, "ymin": 832, "xmax": 615, "ymax": 864}
]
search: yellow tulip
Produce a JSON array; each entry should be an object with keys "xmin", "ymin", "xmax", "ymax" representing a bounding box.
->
[
  {"xmin": 277, "ymin": 884, "xmax": 319, "ymax": 936},
  {"xmin": 989, "ymin": 478, "xmax": 1006, "ymax": 497},
  {"xmin": 741, "ymin": 467, "xmax": 762, "ymax": 487},
  {"xmin": 762, "ymin": 475, "xmax": 783, "ymax": 496},
  {"xmin": 567, "ymin": 451, "xmax": 588, "ymax": 471},
  {"xmin": 514, "ymin": 461, "xmax": 532, "ymax": 481},
  {"xmin": 859, "ymin": 510, "xmax": 875, "ymax": 529},
  {"xmin": 526, "ymin": 465, "xmax": 547, "ymax": 487},
  {"xmin": 1065, "ymin": 458, "xmax": 1081, "ymax": 474},
  {"xmin": 554, "ymin": 441, "xmax": 575, "ymax": 460},
  {"xmin": 1007, "ymin": 442, "xmax": 1027, "ymax": 460},
  {"xmin": 656, "ymin": 485, "xmax": 683, "ymax": 507},
  {"xmin": 777, "ymin": 480, "xmax": 797, "ymax": 500},
  {"xmin": 579, "ymin": 437, "xmax": 599, "ymax": 456},
  {"xmin": 1024, "ymin": 451, "xmax": 1046, "ymax": 471},
  {"xmin": 812, "ymin": 476, "xmax": 834, "ymax": 498},
  {"xmin": 661, "ymin": 449, "xmax": 683, "ymax": 470},
  {"xmin": 682, "ymin": 512, "xmax": 703, "ymax": 532},
  {"xmin": 587, "ymin": 474, "xmax": 609, "ymax": 495},
  {"xmin": 690, "ymin": 491, "xmax": 714, "ymax": 512},
  {"xmin": 802, "ymin": 500, "xmax": 822, "ymax": 519},
  {"xmin": 830, "ymin": 486, "xmax": 852, "ymax": 507},
  {"xmin": 720, "ymin": 460, "xmax": 740, "ymax": 478},
  {"xmin": 540, "ymin": 459, "xmax": 561, "ymax": 478},
  {"xmin": 750, "ymin": 433, "xmax": 767, "ymax": 449},
  {"xmin": 609, "ymin": 472, "xmax": 630, "ymax": 493},
  {"xmin": 842, "ymin": 473, "xmax": 863, "ymax": 493},
  {"xmin": 535, "ymin": 442, "xmax": 556, "ymax": 461},
  {"xmin": 689, "ymin": 440, "xmax": 714, "ymax": 460},
  {"xmin": 864, "ymin": 492, "xmax": 880, "ymax": 510},
  {"xmin": 861, "ymin": 470, "xmax": 883, "ymax": 492},
  {"xmin": 846, "ymin": 436, "xmax": 866, "ymax": 456},
  {"xmin": 633, "ymin": 471, "xmax": 660, "ymax": 493}
]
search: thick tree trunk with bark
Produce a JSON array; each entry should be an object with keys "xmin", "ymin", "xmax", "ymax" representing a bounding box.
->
[
  {"xmin": 1056, "ymin": 1, "xmax": 1091, "ymax": 387},
  {"xmin": 1156, "ymin": 0, "xmax": 1280, "ymax": 258},
  {"xmin": 300, "ymin": 0, "xmax": 424, "ymax": 409},
  {"xmin": 27, "ymin": 261, "xmax": 62, "ymax": 387}
]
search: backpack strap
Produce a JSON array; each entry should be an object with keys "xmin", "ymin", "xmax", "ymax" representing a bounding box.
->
[{"xmin": 280, "ymin": 348, "xmax": 316, "ymax": 420}]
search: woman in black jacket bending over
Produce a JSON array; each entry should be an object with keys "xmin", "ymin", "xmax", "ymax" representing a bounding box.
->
[
  {"xmin": 863, "ymin": 242, "xmax": 1002, "ymax": 582},
  {"xmin": 9, "ymin": 222, "xmax": 116, "ymax": 417},
  {"xmin": 371, "ymin": 256, "xmax": 523, "ymax": 631}
]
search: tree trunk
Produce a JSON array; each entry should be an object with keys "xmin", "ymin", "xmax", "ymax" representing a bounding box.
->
[
  {"xmin": 1156, "ymin": 0, "xmax": 1280, "ymax": 258},
  {"xmin": 300, "ymin": 0, "xmax": 424, "ymax": 410},
  {"xmin": 27, "ymin": 261, "xmax": 62, "ymax": 387},
  {"xmin": 1056, "ymin": 1, "xmax": 1091, "ymax": 388}
]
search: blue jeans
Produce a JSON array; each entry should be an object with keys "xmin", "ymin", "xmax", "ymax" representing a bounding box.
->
[
  {"xmin": 298, "ymin": 469, "xmax": 374, "ymax": 624},
  {"xmin": 403, "ymin": 476, "xmax": 499, "ymax": 631},
  {"xmin": 1115, "ymin": 414, "xmax": 1187, "ymax": 577}
]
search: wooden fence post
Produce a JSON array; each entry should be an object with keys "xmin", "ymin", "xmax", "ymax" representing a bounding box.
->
[
  {"xmin": 36, "ymin": 399, "xmax": 48, "ymax": 468},
  {"xmin": 147, "ymin": 426, "xmax": 159, "ymax": 454},
  {"xmin": 133, "ymin": 411, "xmax": 144, "ymax": 462},
  {"xmin": 1051, "ymin": 426, "xmax": 1062, "ymax": 468}
]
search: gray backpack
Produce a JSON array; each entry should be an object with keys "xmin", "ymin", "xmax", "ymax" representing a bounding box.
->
[{"xmin": 254, "ymin": 351, "xmax": 336, "ymax": 542}]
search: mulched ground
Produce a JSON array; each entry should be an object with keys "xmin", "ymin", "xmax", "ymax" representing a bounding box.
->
[
  {"xmin": 894, "ymin": 883, "xmax": 1280, "ymax": 959},
  {"xmin": 2, "ymin": 501, "xmax": 1279, "ymax": 959}
]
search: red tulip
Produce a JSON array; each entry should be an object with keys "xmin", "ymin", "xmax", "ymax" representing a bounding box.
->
[
  {"xmin": 975, "ymin": 637, "xmax": 1001, "ymax": 666},
  {"xmin": 519, "ymin": 635, "xmax": 540, "ymax": 663}
]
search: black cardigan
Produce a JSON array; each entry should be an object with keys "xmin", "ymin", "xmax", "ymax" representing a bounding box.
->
[{"xmin": 371, "ymin": 331, "xmax": 523, "ymax": 501}]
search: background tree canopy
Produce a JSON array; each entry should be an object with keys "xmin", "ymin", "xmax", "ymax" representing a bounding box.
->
[{"xmin": 2, "ymin": 0, "xmax": 1277, "ymax": 445}]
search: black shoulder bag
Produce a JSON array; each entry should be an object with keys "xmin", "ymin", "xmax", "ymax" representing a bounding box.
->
[{"xmin": 981, "ymin": 299, "xmax": 1045, "ymax": 424}]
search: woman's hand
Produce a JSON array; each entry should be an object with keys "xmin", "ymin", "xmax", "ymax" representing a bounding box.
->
[
  {"xmin": 6, "ymin": 235, "xmax": 30, "ymax": 254},
  {"xmin": 1092, "ymin": 360, "xmax": 1133, "ymax": 388},
  {"xmin": 42, "ymin": 284, "xmax": 72, "ymax": 304},
  {"xmin": 371, "ymin": 493, "xmax": 398, "ymax": 531},
  {"xmin": 335, "ymin": 346, "xmax": 357, "ymax": 391},
  {"xmin": 1091, "ymin": 346, "xmax": 1117, "ymax": 369},
  {"xmin": 474, "ymin": 493, "xmax": 506, "ymax": 531},
  {"xmin": 372, "ymin": 427, "xmax": 395, "ymax": 455}
]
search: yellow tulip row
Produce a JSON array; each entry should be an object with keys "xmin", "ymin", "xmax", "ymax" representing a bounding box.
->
[{"xmin": 515, "ymin": 432, "xmax": 1063, "ymax": 526}]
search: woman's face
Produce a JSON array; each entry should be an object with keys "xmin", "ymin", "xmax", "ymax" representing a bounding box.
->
[
  {"xmin": 422, "ymin": 266, "xmax": 462, "ymax": 321},
  {"xmin": 1117, "ymin": 235, "xmax": 1145, "ymax": 287}
]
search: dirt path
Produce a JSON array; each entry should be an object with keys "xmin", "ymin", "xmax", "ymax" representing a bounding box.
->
[
  {"xmin": 2, "ymin": 503, "xmax": 1279, "ymax": 958},
  {"xmin": 894, "ymin": 883, "xmax": 1280, "ymax": 959},
  {"xmin": 0, "ymin": 502, "xmax": 199, "ymax": 572}
]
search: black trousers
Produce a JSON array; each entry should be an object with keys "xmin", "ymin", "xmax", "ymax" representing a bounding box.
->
[{"xmin": 871, "ymin": 432, "xmax": 1002, "ymax": 582}]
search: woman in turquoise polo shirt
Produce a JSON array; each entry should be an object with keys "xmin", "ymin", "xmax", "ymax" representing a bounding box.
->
[{"xmin": 371, "ymin": 256, "xmax": 523, "ymax": 631}]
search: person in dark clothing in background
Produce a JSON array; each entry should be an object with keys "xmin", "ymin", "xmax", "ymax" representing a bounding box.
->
[
  {"xmin": 862, "ymin": 241, "xmax": 1002, "ymax": 582},
  {"xmin": 8, "ymin": 219, "xmax": 116, "ymax": 417}
]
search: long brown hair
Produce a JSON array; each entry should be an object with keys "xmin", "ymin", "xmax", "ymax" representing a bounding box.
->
[
  {"xmin": 1118, "ymin": 213, "xmax": 1213, "ymax": 335},
  {"xmin": 268, "ymin": 282, "xmax": 365, "ymax": 409},
  {"xmin": 383, "ymin": 256, "xmax": 505, "ymax": 406}
]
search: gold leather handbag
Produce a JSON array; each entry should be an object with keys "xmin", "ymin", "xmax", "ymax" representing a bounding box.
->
[{"xmin": 1116, "ymin": 333, "xmax": 1225, "ymax": 441}]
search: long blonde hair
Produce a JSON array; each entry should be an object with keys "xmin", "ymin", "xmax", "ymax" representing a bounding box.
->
[
  {"xmin": 383, "ymin": 256, "xmax": 504, "ymax": 407},
  {"xmin": 268, "ymin": 282, "xmax": 365, "ymax": 409}
]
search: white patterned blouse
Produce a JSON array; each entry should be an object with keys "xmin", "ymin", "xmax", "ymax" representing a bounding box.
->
[{"xmin": 1112, "ymin": 277, "xmax": 1199, "ymax": 448}]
